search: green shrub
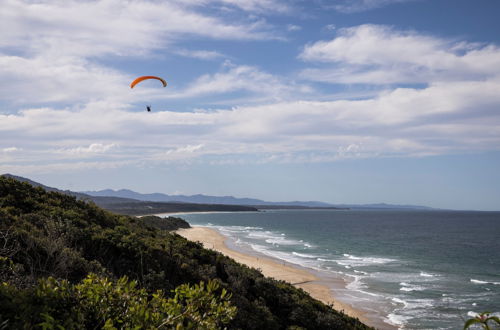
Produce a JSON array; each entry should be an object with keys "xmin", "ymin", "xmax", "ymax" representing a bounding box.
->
[
  {"xmin": 0, "ymin": 176, "xmax": 371, "ymax": 329},
  {"xmin": 0, "ymin": 273, "xmax": 236, "ymax": 329},
  {"xmin": 464, "ymin": 312, "xmax": 500, "ymax": 330}
]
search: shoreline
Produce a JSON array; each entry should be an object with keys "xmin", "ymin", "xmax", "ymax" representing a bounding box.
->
[{"xmin": 176, "ymin": 226, "xmax": 395, "ymax": 329}]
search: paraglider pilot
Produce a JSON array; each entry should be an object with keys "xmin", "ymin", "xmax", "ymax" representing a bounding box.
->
[{"xmin": 129, "ymin": 76, "xmax": 167, "ymax": 113}]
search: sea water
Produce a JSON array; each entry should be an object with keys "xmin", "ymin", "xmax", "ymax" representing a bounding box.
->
[{"xmin": 168, "ymin": 209, "xmax": 500, "ymax": 329}]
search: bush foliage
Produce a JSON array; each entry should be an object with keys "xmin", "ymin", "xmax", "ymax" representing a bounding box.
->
[
  {"xmin": 0, "ymin": 176, "xmax": 371, "ymax": 329},
  {"xmin": 1, "ymin": 272, "xmax": 235, "ymax": 329}
]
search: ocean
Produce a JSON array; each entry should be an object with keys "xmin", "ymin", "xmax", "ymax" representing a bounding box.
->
[{"xmin": 168, "ymin": 209, "xmax": 500, "ymax": 329}]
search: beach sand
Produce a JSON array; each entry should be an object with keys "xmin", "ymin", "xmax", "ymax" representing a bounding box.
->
[{"xmin": 176, "ymin": 226, "xmax": 395, "ymax": 329}]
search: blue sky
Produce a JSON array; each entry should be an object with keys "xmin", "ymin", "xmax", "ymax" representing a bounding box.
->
[{"xmin": 1, "ymin": 0, "xmax": 500, "ymax": 210}]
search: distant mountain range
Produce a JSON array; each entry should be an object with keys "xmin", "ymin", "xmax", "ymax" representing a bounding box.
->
[
  {"xmin": 1, "ymin": 173, "xmax": 435, "ymax": 211},
  {"xmin": 82, "ymin": 189, "xmax": 336, "ymax": 208},
  {"xmin": 83, "ymin": 188, "xmax": 434, "ymax": 210},
  {"xmin": 0, "ymin": 174, "xmax": 258, "ymax": 215}
]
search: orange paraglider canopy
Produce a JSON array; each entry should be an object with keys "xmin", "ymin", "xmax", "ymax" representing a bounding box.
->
[{"xmin": 130, "ymin": 76, "xmax": 167, "ymax": 88}]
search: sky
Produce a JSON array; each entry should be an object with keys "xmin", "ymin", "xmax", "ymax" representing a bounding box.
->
[{"xmin": 1, "ymin": 0, "xmax": 500, "ymax": 211}]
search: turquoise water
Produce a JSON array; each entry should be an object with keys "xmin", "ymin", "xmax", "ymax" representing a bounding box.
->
[{"xmin": 170, "ymin": 209, "xmax": 500, "ymax": 329}]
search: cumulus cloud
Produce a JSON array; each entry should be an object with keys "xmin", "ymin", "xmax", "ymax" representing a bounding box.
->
[
  {"xmin": 1, "ymin": 0, "xmax": 275, "ymax": 57},
  {"xmin": 2, "ymin": 70, "xmax": 500, "ymax": 173},
  {"xmin": 2, "ymin": 3, "xmax": 499, "ymax": 177},
  {"xmin": 299, "ymin": 24, "xmax": 500, "ymax": 85},
  {"xmin": 0, "ymin": 0, "xmax": 280, "ymax": 106},
  {"xmin": 0, "ymin": 55, "xmax": 132, "ymax": 104}
]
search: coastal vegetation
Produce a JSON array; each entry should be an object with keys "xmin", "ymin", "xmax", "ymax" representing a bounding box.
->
[
  {"xmin": 0, "ymin": 176, "xmax": 371, "ymax": 329},
  {"xmin": 96, "ymin": 200, "xmax": 258, "ymax": 216},
  {"xmin": 464, "ymin": 312, "xmax": 500, "ymax": 330}
]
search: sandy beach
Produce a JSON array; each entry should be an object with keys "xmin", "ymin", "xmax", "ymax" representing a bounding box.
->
[{"xmin": 176, "ymin": 226, "xmax": 394, "ymax": 329}]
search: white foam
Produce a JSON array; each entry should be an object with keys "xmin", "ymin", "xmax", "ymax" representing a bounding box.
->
[
  {"xmin": 317, "ymin": 258, "xmax": 336, "ymax": 262},
  {"xmin": 467, "ymin": 311, "xmax": 479, "ymax": 318},
  {"xmin": 216, "ymin": 225, "xmax": 263, "ymax": 236},
  {"xmin": 248, "ymin": 231, "xmax": 277, "ymax": 238},
  {"xmin": 471, "ymin": 279, "xmax": 488, "ymax": 284},
  {"xmin": 248, "ymin": 231, "xmax": 308, "ymax": 246},
  {"xmin": 386, "ymin": 312, "xmax": 410, "ymax": 327},
  {"xmin": 346, "ymin": 274, "xmax": 366, "ymax": 291},
  {"xmin": 337, "ymin": 254, "xmax": 396, "ymax": 267},
  {"xmin": 419, "ymin": 271, "xmax": 436, "ymax": 277},
  {"xmin": 248, "ymin": 244, "xmax": 323, "ymax": 271},
  {"xmin": 471, "ymin": 279, "xmax": 500, "ymax": 285},
  {"xmin": 344, "ymin": 276, "xmax": 386, "ymax": 300},
  {"xmin": 292, "ymin": 251, "xmax": 319, "ymax": 259},
  {"xmin": 392, "ymin": 297, "xmax": 408, "ymax": 308},
  {"xmin": 227, "ymin": 225, "xmax": 263, "ymax": 231},
  {"xmin": 400, "ymin": 282, "xmax": 426, "ymax": 292}
]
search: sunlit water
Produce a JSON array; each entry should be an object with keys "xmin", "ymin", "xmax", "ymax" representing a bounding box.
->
[{"xmin": 166, "ymin": 209, "xmax": 500, "ymax": 329}]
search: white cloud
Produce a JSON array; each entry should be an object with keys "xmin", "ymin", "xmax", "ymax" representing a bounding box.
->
[
  {"xmin": 157, "ymin": 144, "xmax": 206, "ymax": 161},
  {"xmin": 0, "ymin": 55, "xmax": 132, "ymax": 104},
  {"xmin": 174, "ymin": 49, "xmax": 225, "ymax": 60},
  {"xmin": 323, "ymin": 24, "xmax": 336, "ymax": 31},
  {"xmin": 179, "ymin": 0, "xmax": 292, "ymax": 14},
  {"xmin": 2, "ymin": 70, "xmax": 500, "ymax": 174},
  {"xmin": 174, "ymin": 64, "xmax": 313, "ymax": 101},
  {"xmin": 171, "ymin": 144, "xmax": 205, "ymax": 154},
  {"xmin": 299, "ymin": 24, "xmax": 500, "ymax": 84},
  {"xmin": 287, "ymin": 24, "xmax": 302, "ymax": 32},
  {"xmin": 56, "ymin": 143, "xmax": 117, "ymax": 156},
  {"xmin": 2, "ymin": 3, "xmax": 499, "ymax": 177},
  {"xmin": 219, "ymin": 0, "xmax": 291, "ymax": 13},
  {"xmin": 330, "ymin": 0, "xmax": 416, "ymax": 13},
  {"xmin": 0, "ymin": 0, "xmax": 280, "ymax": 106},
  {"xmin": 2, "ymin": 147, "xmax": 21, "ymax": 153},
  {"xmin": 1, "ymin": 0, "xmax": 275, "ymax": 57}
]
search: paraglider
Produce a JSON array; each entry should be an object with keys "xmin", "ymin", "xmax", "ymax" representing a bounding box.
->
[
  {"xmin": 130, "ymin": 76, "xmax": 167, "ymax": 88},
  {"xmin": 130, "ymin": 75, "xmax": 167, "ymax": 112}
]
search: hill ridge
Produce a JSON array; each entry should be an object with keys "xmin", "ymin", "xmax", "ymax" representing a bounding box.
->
[{"xmin": 0, "ymin": 174, "xmax": 371, "ymax": 329}]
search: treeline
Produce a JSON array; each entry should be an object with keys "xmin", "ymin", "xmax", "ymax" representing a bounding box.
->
[
  {"xmin": 95, "ymin": 200, "xmax": 258, "ymax": 216},
  {"xmin": 0, "ymin": 176, "xmax": 371, "ymax": 329},
  {"xmin": 141, "ymin": 215, "xmax": 191, "ymax": 231}
]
